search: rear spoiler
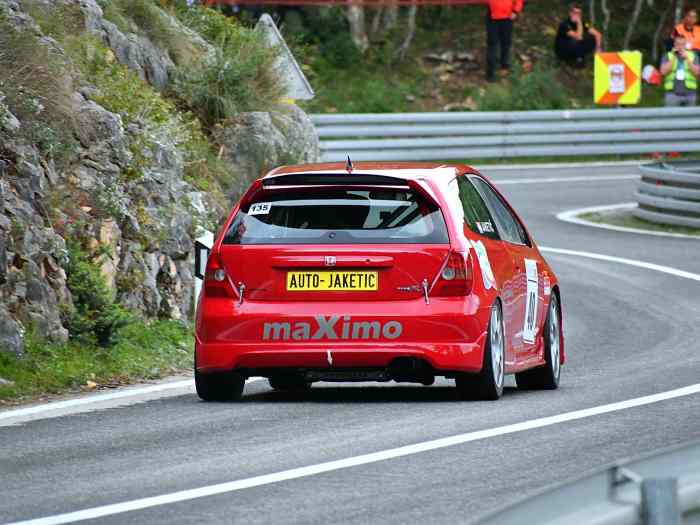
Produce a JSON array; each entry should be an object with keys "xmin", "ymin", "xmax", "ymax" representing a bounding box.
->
[
  {"xmin": 262, "ymin": 173, "xmax": 409, "ymax": 187},
  {"xmin": 260, "ymin": 173, "xmax": 440, "ymax": 208}
]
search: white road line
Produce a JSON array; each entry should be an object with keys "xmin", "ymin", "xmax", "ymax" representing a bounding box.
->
[
  {"xmin": 556, "ymin": 203, "xmax": 700, "ymax": 240},
  {"xmin": 494, "ymin": 174, "xmax": 639, "ymax": 185},
  {"xmin": 8, "ymin": 383, "xmax": 700, "ymax": 525},
  {"xmin": 540, "ymin": 246, "xmax": 700, "ymax": 283},
  {"xmin": 0, "ymin": 380, "xmax": 192, "ymax": 421},
  {"xmin": 5, "ymin": 246, "xmax": 700, "ymax": 525},
  {"xmin": 0, "ymin": 378, "xmax": 259, "ymax": 423}
]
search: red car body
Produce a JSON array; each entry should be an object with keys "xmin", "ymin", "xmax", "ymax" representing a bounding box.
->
[{"xmin": 195, "ymin": 162, "xmax": 564, "ymax": 399}]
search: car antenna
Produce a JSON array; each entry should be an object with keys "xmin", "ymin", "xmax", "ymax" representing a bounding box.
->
[{"xmin": 345, "ymin": 155, "xmax": 354, "ymax": 174}]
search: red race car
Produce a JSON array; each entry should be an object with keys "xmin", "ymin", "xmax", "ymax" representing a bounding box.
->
[{"xmin": 194, "ymin": 162, "xmax": 564, "ymax": 401}]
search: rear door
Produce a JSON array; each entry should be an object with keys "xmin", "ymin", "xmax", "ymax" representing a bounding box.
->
[
  {"xmin": 449, "ymin": 176, "xmax": 519, "ymax": 368},
  {"xmin": 218, "ymin": 184, "xmax": 451, "ymax": 303},
  {"xmin": 470, "ymin": 177, "xmax": 543, "ymax": 360}
]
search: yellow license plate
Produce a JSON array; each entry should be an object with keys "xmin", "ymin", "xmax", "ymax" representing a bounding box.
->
[{"xmin": 286, "ymin": 271, "xmax": 378, "ymax": 291}]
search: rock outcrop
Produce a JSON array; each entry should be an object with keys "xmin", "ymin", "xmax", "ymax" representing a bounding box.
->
[
  {"xmin": 215, "ymin": 104, "xmax": 321, "ymax": 199},
  {"xmin": 0, "ymin": 0, "xmax": 320, "ymax": 356}
]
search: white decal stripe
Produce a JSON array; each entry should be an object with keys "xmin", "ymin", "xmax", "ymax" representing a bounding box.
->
[
  {"xmin": 522, "ymin": 259, "xmax": 539, "ymax": 344},
  {"xmin": 7, "ymin": 383, "xmax": 700, "ymax": 525}
]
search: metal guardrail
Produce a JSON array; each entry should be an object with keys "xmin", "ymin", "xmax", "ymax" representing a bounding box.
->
[
  {"xmin": 637, "ymin": 161, "xmax": 700, "ymax": 228},
  {"xmin": 310, "ymin": 107, "xmax": 700, "ymax": 161},
  {"xmin": 477, "ymin": 440, "xmax": 700, "ymax": 525}
]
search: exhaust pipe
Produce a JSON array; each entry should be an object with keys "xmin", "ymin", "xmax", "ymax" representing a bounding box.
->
[{"xmin": 388, "ymin": 358, "xmax": 435, "ymax": 385}]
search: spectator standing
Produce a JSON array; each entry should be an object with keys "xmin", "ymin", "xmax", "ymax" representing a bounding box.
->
[
  {"xmin": 660, "ymin": 35, "xmax": 700, "ymax": 107},
  {"xmin": 486, "ymin": 0, "xmax": 523, "ymax": 82},
  {"xmin": 554, "ymin": 3, "xmax": 602, "ymax": 67},
  {"xmin": 673, "ymin": 8, "xmax": 700, "ymax": 52}
]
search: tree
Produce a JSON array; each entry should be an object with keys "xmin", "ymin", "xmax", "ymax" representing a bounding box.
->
[
  {"xmin": 397, "ymin": 5, "xmax": 417, "ymax": 59},
  {"xmin": 653, "ymin": 0, "xmax": 674, "ymax": 62},
  {"xmin": 600, "ymin": 0, "xmax": 611, "ymax": 49},
  {"xmin": 623, "ymin": 0, "xmax": 645, "ymax": 49},
  {"xmin": 346, "ymin": 3, "xmax": 419, "ymax": 60},
  {"xmin": 347, "ymin": 5, "xmax": 369, "ymax": 52}
]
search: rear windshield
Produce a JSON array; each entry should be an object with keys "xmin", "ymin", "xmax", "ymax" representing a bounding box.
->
[{"xmin": 223, "ymin": 188, "xmax": 449, "ymax": 245}]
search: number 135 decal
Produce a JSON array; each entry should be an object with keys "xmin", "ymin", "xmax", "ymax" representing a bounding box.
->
[{"xmin": 523, "ymin": 259, "xmax": 539, "ymax": 344}]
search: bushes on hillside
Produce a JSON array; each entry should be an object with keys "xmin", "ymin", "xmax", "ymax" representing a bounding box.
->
[
  {"xmin": 477, "ymin": 66, "xmax": 571, "ymax": 111},
  {"xmin": 172, "ymin": 5, "xmax": 284, "ymax": 126},
  {"xmin": 63, "ymin": 243, "xmax": 133, "ymax": 347},
  {"xmin": 0, "ymin": 19, "xmax": 79, "ymax": 165}
]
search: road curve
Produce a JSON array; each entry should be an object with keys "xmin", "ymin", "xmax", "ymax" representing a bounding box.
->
[{"xmin": 2, "ymin": 163, "xmax": 700, "ymax": 525}]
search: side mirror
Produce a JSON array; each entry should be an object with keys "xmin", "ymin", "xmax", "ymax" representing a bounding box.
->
[{"xmin": 194, "ymin": 240, "xmax": 210, "ymax": 280}]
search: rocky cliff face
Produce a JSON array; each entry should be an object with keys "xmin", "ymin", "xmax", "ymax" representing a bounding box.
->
[{"xmin": 0, "ymin": 0, "xmax": 320, "ymax": 356}]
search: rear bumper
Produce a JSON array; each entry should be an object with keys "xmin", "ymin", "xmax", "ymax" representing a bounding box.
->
[
  {"xmin": 196, "ymin": 340, "xmax": 485, "ymax": 374},
  {"xmin": 195, "ymin": 297, "xmax": 489, "ymax": 375}
]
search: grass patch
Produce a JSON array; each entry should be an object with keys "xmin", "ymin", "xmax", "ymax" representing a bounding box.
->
[
  {"xmin": 172, "ymin": 4, "xmax": 284, "ymax": 126},
  {"xmin": 0, "ymin": 320, "xmax": 193, "ymax": 401},
  {"xmin": 0, "ymin": 17, "xmax": 79, "ymax": 165},
  {"xmin": 476, "ymin": 65, "xmax": 571, "ymax": 111},
  {"xmin": 581, "ymin": 210, "xmax": 700, "ymax": 236}
]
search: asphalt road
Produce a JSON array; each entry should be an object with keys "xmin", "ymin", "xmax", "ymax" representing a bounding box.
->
[{"xmin": 2, "ymin": 162, "xmax": 700, "ymax": 525}]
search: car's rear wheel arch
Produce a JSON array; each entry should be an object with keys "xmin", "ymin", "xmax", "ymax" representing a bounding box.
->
[{"xmin": 455, "ymin": 297, "xmax": 504, "ymax": 401}]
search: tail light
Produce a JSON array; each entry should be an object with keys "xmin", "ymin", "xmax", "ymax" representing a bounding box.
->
[
  {"xmin": 204, "ymin": 252, "xmax": 235, "ymax": 298},
  {"xmin": 432, "ymin": 251, "xmax": 473, "ymax": 296}
]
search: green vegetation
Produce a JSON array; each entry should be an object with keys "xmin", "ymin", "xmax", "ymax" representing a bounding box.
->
[
  {"xmin": 172, "ymin": 4, "xmax": 284, "ymax": 126},
  {"xmin": 0, "ymin": 321, "xmax": 193, "ymax": 400},
  {"xmin": 270, "ymin": 0, "xmax": 682, "ymax": 114},
  {"xmin": 98, "ymin": 0, "xmax": 202, "ymax": 65},
  {"xmin": 0, "ymin": 17, "xmax": 79, "ymax": 165},
  {"xmin": 581, "ymin": 210, "xmax": 700, "ymax": 236},
  {"xmin": 62, "ymin": 243, "xmax": 133, "ymax": 347},
  {"xmin": 476, "ymin": 66, "xmax": 570, "ymax": 111},
  {"xmin": 0, "ymin": 1, "xmax": 263, "ymax": 401}
]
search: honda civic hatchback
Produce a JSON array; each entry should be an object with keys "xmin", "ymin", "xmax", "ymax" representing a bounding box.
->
[{"xmin": 194, "ymin": 162, "xmax": 564, "ymax": 401}]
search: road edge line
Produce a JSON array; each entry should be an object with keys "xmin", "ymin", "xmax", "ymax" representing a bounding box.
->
[
  {"xmin": 0, "ymin": 378, "xmax": 261, "ymax": 423},
  {"xmin": 555, "ymin": 203, "xmax": 700, "ymax": 240}
]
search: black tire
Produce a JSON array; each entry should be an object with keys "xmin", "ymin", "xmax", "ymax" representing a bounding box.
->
[
  {"xmin": 456, "ymin": 301, "xmax": 505, "ymax": 401},
  {"xmin": 268, "ymin": 375, "xmax": 312, "ymax": 391},
  {"xmin": 195, "ymin": 366, "xmax": 245, "ymax": 402},
  {"xmin": 515, "ymin": 295, "xmax": 561, "ymax": 391}
]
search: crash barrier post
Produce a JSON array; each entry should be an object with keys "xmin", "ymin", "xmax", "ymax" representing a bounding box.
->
[
  {"xmin": 475, "ymin": 440, "xmax": 700, "ymax": 525},
  {"xmin": 193, "ymin": 230, "xmax": 214, "ymax": 313},
  {"xmin": 637, "ymin": 161, "xmax": 700, "ymax": 228},
  {"xmin": 310, "ymin": 107, "xmax": 700, "ymax": 161}
]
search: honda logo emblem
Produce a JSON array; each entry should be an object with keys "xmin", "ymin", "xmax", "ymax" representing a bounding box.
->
[{"xmin": 324, "ymin": 256, "xmax": 336, "ymax": 267}]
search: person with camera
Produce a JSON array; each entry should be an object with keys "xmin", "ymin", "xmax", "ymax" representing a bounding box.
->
[
  {"xmin": 660, "ymin": 34, "xmax": 700, "ymax": 107},
  {"xmin": 673, "ymin": 8, "xmax": 700, "ymax": 52}
]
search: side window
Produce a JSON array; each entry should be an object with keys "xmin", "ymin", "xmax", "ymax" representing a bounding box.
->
[
  {"xmin": 454, "ymin": 177, "xmax": 499, "ymax": 240},
  {"xmin": 470, "ymin": 177, "xmax": 530, "ymax": 246}
]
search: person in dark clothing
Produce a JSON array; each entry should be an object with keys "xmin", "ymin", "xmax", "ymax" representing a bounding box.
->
[
  {"xmin": 486, "ymin": 0, "xmax": 523, "ymax": 81},
  {"xmin": 555, "ymin": 3, "xmax": 602, "ymax": 67}
]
